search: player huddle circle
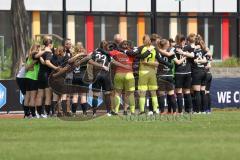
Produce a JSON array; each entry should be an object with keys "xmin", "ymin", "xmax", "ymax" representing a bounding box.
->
[{"xmin": 16, "ymin": 33, "xmax": 212, "ymax": 119}]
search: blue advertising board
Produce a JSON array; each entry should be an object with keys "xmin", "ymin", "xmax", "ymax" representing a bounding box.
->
[
  {"xmin": 211, "ymin": 78, "xmax": 240, "ymax": 108},
  {"xmin": 0, "ymin": 83, "xmax": 7, "ymax": 109},
  {"xmin": 0, "ymin": 78, "xmax": 240, "ymax": 112}
]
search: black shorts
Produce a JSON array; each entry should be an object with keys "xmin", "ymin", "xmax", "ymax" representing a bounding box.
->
[
  {"xmin": 191, "ymin": 71, "xmax": 207, "ymax": 86},
  {"xmin": 25, "ymin": 78, "xmax": 38, "ymax": 91},
  {"xmin": 175, "ymin": 73, "xmax": 192, "ymax": 89},
  {"xmin": 205, "ymin": 72, "xmax": 212, "ymax": 91},
  {"xmin": 38, "ymin": 79, "xmax": 49, "ymax": 89},
  {"xmin": 16, "ymin": 78, "xmax": 26, "ymax": 95},
  {"xmin": 38, "ymin": 72, "xmax": 49, "ymax": 89},
  {"xmin": 92, "ymin": 72, "xmax": 113, "ymax": 92},
  {"xmin": 157, "ymin": 76, "xmax": 175, "ymax": 91},
  {"xmin": 72, "ymin": 74, "xmax": 89, "ymax": 88}
]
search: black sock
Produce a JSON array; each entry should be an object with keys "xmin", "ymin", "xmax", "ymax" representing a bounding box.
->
[
  {"xmin": 24, "ymin": 105, "xmax": 30, "ymax": 117},
  {"xmin": 51, "ymin": 101, "xmax": 57, "ymax": 115},
  {"xmin": 45, "ymin": 105, "xmax": 51, "ymax": 115},
  {"xmin": 184, "ymin": 94, "xmax": 193, "ymax": 113},
  {"xmin": 37, "ymin": 106, "xmax": 43, "ymax": 115},
  {"xmin": 206, "ymin": 93, "xmax": 211, "ymax": 111},
  {"xmin": 82, "ymin": 103, "xmax": 88, "ymax": 114},
  {"xmin": 169, "ymin": 95, "xmax": 177, "ymax": 113},
  {"xmin": 30, "ymin": 107, "xmax": 36, "ymax": 117},
  {"xmin": 92, "ymin": 96, "xmax": 98, "ymax": 114},
  {"xmin": 148, "ymin": 97, "xmax": 153, "ymax": 112},
  {"xmin": 61, "ymin": 100, "xmax": 67, "ymax": 114},
  {"xmin": 104, "ymin": 94, "xmax": 111, "ymax": 113},
  {"xmin": 177, "ymin": 93, "xmax": 183, "ymax": 113},
  {"xmin": 167, "ymin": 95, "xmax": 171, "ymax": 113},
  {"xmin": 72, "ymin": 103, "xmax": 78, "ymax": 114},
  {"xmin": 194, "ymin": 91, "xmax": 201, "ymax": 113},
  {"xmin": 158, "ymin": 96, "xmax": 165, "ymax": 113},
  {"xmin": 201, "ymin": 91, "xmax": 207, "ymax": 112},
  {"xmin": 191, "ymin": 93, "xmax": 195, "ymax": 112}
]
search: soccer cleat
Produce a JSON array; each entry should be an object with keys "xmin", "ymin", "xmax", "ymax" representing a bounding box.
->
[
  {"xmin": 123, "ymin": 111, "xmax": 128, "ymax": 116},
  {"xmin": 139, "ymin": 112, "xmax": 146, "ymax": 115},
  {"xmin": 201, "ymin": 112, "xmax": 207, "ymax": 115},
  {"xmin": 107, "ymin": 113, "xmax": 112, "ymax": 117},
  {"xmin": 111, "ymin": 111, "xmax": 118, "ymax": 116},
  {"xmin": 40, "ymin": 114, "xmax": 48, "ymax": 119},
  {"xmin": 153, "ymin": 111, "xmax": 158, "ymax": 115},
  {"xmin": 156, "ymin": 109, "xmax": 160, "ymax": 114},
  {"xmin": 148, "ymin": 111, "xmax": 153, "ymax": 116},
  {"xmin": 130, "ymin": 112, "xmax": 136, "ymax": 116}
]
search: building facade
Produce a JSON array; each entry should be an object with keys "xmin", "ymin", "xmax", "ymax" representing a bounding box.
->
[{"xmin": 0, "ymin": 0, "xmax": 239, "ymax": 60}]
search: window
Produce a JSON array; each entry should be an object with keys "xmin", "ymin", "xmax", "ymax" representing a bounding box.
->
[
  {"xmin": 0, "ymin": 11, "xmax": 12, "ymax": 48},
  {"xmin": 208, "ymin": 18, "xmax": 221, "ymax": 59},
  {"xmin": 127, "ymin": 17, "xmax": 137, "ymax": 44},
  {"xmin": 75, "ymin": 16, "xmax": 85, "ymax": 46},
  {"xmin": 105, "ymin": 16, "xmax": 119, "ymax": 41},
  {"xmin": 52, "ymin": 12, "xmax": 63, "ymax": 37},
  {"xmin": 94, "ymin": 16, "xmax": 101, "ymax": 48},
  {"xmin": 40, "ymin": 12, "xmax": 48, "ymax": 34},
  {"xmin": 157, "ymin": 17, "xmax": 170, "ymax": 39},
  {"xmin": 229, "ymin": 18, "xmax": 237, "ymax": 57}
]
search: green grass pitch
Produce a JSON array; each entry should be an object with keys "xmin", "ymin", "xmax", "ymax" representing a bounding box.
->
[{"xmin": 0, "ymin": 111, "xmax": 240, "ymax": 160}]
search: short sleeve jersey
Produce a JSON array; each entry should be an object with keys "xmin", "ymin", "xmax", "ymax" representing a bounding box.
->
[
  {"xmin": 157, "ymin": 48, "xmax": 175, "ymax": 76},
  {"xmin": 183, "ymin": 44, "xmax": 195, "ymax": 73},
  {"xmin": 91, "ymin": 49, "xmax": 112, "ymax": 73},
  {"xmin": 139, "ymin": 46, "xmax": 157, "ymax": 75},
  {"xmin": 174, "ymin": 45, "xmax": 189, "ymax": 74},
  {"xmin": 192, "ymin": 48, "xmax": 207, "ymax": 72},
  {"xmin": 109, "ymin": 50, "xmax": 133, "ymax": 73}
]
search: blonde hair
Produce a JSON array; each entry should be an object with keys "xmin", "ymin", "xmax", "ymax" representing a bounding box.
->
[
  {"xmin": 73, "ymin": 42, "xmax": 86, "ymax": 56},
  {"xmin": 187, "ymin": 33, "xmax": 196, "ymax": 43},
  {"xmin": 143, "ymin": 34, "xmax": 151, "ymax": 46},
  {"xmin": 56, "ymin": 46, "xmax": 64, "ymax": 56},
  {"xmin": 29, "ymin": 43, "xmax": 40, "ymax": 59},
  {"xmin": 158, "ymin": 39, "xmax": 169, "ymax": 49}
]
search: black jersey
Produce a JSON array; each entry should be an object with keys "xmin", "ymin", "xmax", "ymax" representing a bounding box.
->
[
  {"xmin": 157, "ymin": 48, "xmax": 175, "ymax": 76},
  {"xmin": 91, "ymin": 48, "xmax": 112, "ymax": 73},
  {"xmin": 37, "ymin": 51, "xmax": 53, "ymax": 80},
  {"xmin": 51, "ymin": 54, "xmax": 65, "ymax": 67},
  {"xmin": 174, "ymin": 45, "xmax": 189, "ymax": 74},
  {"xmin": 205, "ymin": 54, "xmax": 212, "ymax": 73},
  {"xmin": 192, "ymin": 48, "xmax": 207, "ymax": 72},
  {"xmin": 183, "ymin": 44, "xmax": 195, "ymax": 73},
  {"xmin": 73, "ymin": 60, "xmax": 88, "ymax": 79}
]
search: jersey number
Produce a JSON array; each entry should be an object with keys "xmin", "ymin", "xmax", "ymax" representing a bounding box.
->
[
  {"xmin": 147, "ymin": 53, "xmax": 153, "ymax": 62},
  {"xmin": 95, "ymin": 53, "xmax": 107, "ymax": 66}
]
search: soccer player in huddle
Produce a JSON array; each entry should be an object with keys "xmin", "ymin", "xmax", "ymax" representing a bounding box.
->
[
  {"xmin": 137, "ymin": 35, "xmax": 172, "ymax": 115},
  {"xmin": 174, "ymin": 35, "xmax": 194, "ymax": 114},
  {"xmin": 107, "ymin": 41, "xmax": 135, "ymax": 115},
  {"xmin": 156, "ymin": 39, "xmax": 177, "ymax": 114},
  {"xmin": 34, "ymin": 36, "xmax": 59, "ymax": 118}
]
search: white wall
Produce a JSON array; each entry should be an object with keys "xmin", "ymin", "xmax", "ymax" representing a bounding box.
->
[
  {"xmin": 215, "ymin": 0, "xmax": 237, "ymax": 12},
  {"xmin": 181, "ymin": 0, "xmax": 213, "ymax": 12},
  {"xmin": 66, "ymin": 0, "xmax": 90, "ymax": 11},
  {"xmin": 24, "ymin": 0, "xmax": 62, "ymax": 11},
  {"xmin": 156, "ymin": 0, "xmax": 179, "ymax": 12},
  {"xmin": 0, "ymin": 0, "xmax": 238, "ymax": 13},
  {"xmin": 0, "ymin": 0, "xmax": 11, "ymax": 10},
  {"xmin": 92, "ymin": 0, "xmax": 125, "ymax": 12},
  {"xmin": 128, "ymin": 0, "xmax": 151, "ymax": 12}
]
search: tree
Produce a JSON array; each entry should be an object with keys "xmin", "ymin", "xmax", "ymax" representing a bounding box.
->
[{"xmin": 11, "ymin": 0, "xmax": 31, "ymax": 78}]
